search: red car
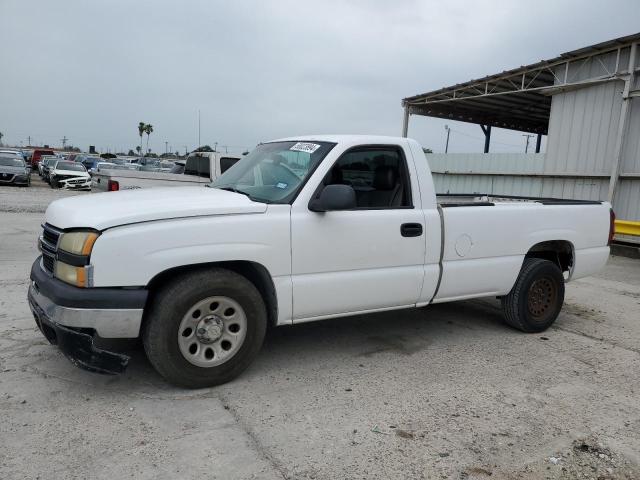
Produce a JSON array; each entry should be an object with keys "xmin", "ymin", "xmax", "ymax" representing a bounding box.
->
[{"xmin": 31, "ymin": 148, "xmax": 55, "ymax": 168}]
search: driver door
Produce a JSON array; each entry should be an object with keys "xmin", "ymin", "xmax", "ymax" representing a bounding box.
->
[{"xmin": 290, "ymin": 145, "xmax": 426, "ymax": 320}]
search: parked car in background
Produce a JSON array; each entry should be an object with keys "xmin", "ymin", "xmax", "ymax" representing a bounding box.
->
[
  {"xmin": 79, "ymin": 156, "xmax": 102, "ymax": 172},
  {"xmin": 22, "ymin": 150, "xmax": 33, "ymax": 165},
  {"xmin": 0, "ymin": 153, "xmax": 31, "ymax": 186},
  {"xmin": 38, "ymin": 155, "xmax": 58, "ymax": 176},
  {"xmin": 92, "ymin": 152, "xmax": 241, "ymax": 191},
  {"xmin": 41, "ymin": 158, "xmax": 59, "ymax": 183},
  {"xmin": 89, "ymin": 162, "xmax": 117, "ymax": 175},
  {"xmin": 0, "ymin": 149, "xmax": 25, "ymax": 159},
  {"xmin": 170, "ymin": 160, "xmax": 186, "ymax": 174},
  {"xmin": 30, "ymin": 148, "xmax": 55, "ymax": 168},
  {"xmin": 49, "ymin": 161, "xmax": 91, "ymax": 190},
  {"xmin": 138, "ymin": 159, "xmax": 174, "ymax": 172}
]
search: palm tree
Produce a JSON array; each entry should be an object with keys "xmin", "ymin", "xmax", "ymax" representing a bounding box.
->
[
  {"xmin": 138, "ymin": 122, "xmax": 145, "ymax": 157},
  {"xmin": 144, "ymin": 124, "xmax": 154, "ymax": 154}
]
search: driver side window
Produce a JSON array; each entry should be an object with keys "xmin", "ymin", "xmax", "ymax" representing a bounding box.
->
[{"xmin": 324, "ymin": 147, "xmax": 412, "ymax": 209}]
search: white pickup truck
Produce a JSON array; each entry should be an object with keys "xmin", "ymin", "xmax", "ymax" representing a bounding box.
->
[
  {"xmin": 91, "ymin": 152, "xmax": 242, "ymax": 191},
  {"xmin": 28, "ymin": 135, "xmax": 613, "ymax": 388}
]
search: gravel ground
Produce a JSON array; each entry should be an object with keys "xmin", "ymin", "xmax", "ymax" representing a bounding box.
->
[
  {"xmin": 0, "ymin": 175, "xmax": 88, "ymax": 213},
  {"xmin": 1, "ymin": 186, "xmax": 639, "ymax": 479}
]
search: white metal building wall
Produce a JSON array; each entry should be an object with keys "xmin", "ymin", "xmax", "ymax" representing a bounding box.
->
[{"xmin": 427, "ymin": 46, "xmax": 640, "ymax": 223}]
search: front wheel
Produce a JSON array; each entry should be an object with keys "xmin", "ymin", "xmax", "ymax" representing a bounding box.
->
[
  {"xmin": 142, "ymin": 268, "xmax": 267, "ymax": 388},
  {"xmin": 501, "ymin": 258, "xmax": 565, "ymax": 333}
]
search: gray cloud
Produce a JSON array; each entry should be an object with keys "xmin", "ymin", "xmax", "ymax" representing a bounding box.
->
[{"xmin": 1, "ymin": 0, "xmax": 638, "ymax": 154}]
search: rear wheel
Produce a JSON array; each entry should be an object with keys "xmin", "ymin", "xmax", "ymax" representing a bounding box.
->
[
  {"xmin": 143, "ymin": 268, "xmax": 267, "ymax": 388},
  {"xmin": 501, "ymin": 258, "xmax": 565, "ymax": 333}
]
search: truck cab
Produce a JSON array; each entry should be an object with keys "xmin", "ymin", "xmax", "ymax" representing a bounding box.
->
[{"xmin": 184, "ymin": 151, "xmax": 242, "ymax": 180}]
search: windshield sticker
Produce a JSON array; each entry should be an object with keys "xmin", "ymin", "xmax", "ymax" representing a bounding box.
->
[
  {"xmin": 290, "ymin": 142, "xmax": 321, "ymax": 154},
  {"xmin": 276, "ymin": 182, "xmax": 288, "ymax": 189}
]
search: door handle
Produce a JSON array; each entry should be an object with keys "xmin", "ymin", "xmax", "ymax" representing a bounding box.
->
[{"xmin": 400, "ymin": 223, "xmax": 423, "ymax": 237}]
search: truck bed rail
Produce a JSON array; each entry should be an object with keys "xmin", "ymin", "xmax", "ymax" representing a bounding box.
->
[{"xmin": 437, "ymin": 193, "xmax": 604, "ymax": 208}]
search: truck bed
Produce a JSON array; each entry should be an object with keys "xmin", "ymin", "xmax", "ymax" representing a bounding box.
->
[
  {"xmin": 437, "ymin": 193, "xmax": 604, "ymax": 207},
  {"xmin": 92, "ymin": 168, "xmax": 208, "ymax": 191}
]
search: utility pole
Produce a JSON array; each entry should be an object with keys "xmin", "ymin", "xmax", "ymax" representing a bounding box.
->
[
  {"xmin": 198, "ymin": 110, "xmax": 201, "ymax": 148},
  {"xmin": 522, "ymin": 134, "xmax": 534, "ymax": 153},
  {"xmin": 214, "ymin": 142, "xmax": 218, "ymax": 152},
  {"xmin": 165, "ymin": 141, "xmax": 168, "ymax": 154},
  {"xmin": 27, "ymin": 135, "xmax": 31, "ymax": 146},
  {"xmin": 184, "ymin": 146, "xmax": 188, "ymax": 156},
  {"xmin": 61, "ymin": 136, "xmax": 68, "ymax": 149},
  {"xmin": 444, "ymin": 125, "xmax": 451, "ymax": 153}
]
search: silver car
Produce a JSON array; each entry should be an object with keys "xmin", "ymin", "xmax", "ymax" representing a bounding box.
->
[{"xmin": 0, "ymin": 154, "xmax": 31, "ymax": 187}]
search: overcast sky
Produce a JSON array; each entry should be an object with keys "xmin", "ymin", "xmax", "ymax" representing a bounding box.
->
[{"xmin": 1, "ymin": 0, "xmax": 638, "ymax": 154}]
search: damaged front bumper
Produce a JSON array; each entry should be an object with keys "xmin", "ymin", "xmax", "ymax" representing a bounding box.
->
[
  {"xmin": 28, "ymin": 294, "xmax": 130, "ymax": 374},
  {"xmin": 59, "ymin": 177, "xmax": 91, "ymax": 190},
  {"xmin": 27, "ymin": 258, "xmax": 147, "ymax": 375}
]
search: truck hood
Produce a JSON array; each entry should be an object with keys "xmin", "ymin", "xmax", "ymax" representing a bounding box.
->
[{"xmin": 45, "ymin": 186, "xmax": 268, "ymax": 230}]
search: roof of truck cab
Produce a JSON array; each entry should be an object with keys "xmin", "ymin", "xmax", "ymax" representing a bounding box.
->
[{"xmin": 271, "ymin": 134, "xmax": 415, "ymax": 146}]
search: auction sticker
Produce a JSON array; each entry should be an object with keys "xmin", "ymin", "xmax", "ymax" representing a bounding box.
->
[{"xmin": 290, "ymin": 142, "xmax": 321, "ymax": 154}]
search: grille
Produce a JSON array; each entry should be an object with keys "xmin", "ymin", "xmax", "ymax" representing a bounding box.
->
[
  {"xmin": 42, "ymin": 224, "xmax": 61, "ymax": 246},
  {"xmin": 40, "ymin": 224, "xmax": 61, "ymax": 274},
  {"xmin": 42, "ymin": 253, "xmax": 55, "ymax": 274}
]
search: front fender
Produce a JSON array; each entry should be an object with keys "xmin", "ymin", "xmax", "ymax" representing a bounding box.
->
[{"xmin": 90, "ymin": 209, "xmax": 291, "ymax": 288}]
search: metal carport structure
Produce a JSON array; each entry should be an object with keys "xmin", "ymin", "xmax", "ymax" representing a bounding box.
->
[{"xmin": 401, "ymin": 33, "xmax": 640, "ymax": 241}]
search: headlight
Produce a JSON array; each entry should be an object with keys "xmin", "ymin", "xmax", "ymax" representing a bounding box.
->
[
  {"xmin": 59, "ymin": 231, "xmax": 99, "ymax": 255},
  {"xmin": 53, "ymin": 230, "xmax": 98, "ymax": 287},
  {"xmin": 54, "ymin": 261, "xmax": 88, "ymax": 287}
]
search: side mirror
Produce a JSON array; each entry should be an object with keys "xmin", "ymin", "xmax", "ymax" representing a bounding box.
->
[{"xmin": 309, "ymin": 184, "xmax": 357, "ymax": 212}]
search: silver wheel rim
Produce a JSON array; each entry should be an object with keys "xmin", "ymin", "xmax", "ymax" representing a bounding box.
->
[{"xmin": 177, "ymin": 296, "xmax": 247, "ymax": 368}]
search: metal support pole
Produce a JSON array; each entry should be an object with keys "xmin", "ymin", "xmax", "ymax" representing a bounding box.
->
[
  {"xmin": 480, "ymin": 124, "xmax": 491, "ymax": 153},
  {"xmin": 535, "ymin": 134, "xmax": 542, "ymax": 153},
  {"xmin": 401, "ymin": 105, "xmax": 410, "ymax": 138},
  {"xmin": 521, "ymin": 134, "xmax": 534, "ymax": 153},
  {"xmin": 608, "ymin": 42, "xmax": 637, "ymax": 202},
  {"xmin": 444, "ymin": 125, "xmax": 450, "ymax": 153}
]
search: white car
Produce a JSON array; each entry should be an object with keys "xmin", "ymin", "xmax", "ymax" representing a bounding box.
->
[
  {"xmin": 28, "ymin": 135, "xmax": 613, "ymax": 387},
  {"xmin": 48, "ymin": 160, "xmax": 91, "ymax": 190}
]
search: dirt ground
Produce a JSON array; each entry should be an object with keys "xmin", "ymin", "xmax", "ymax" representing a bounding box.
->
[{"xmin": 1, "ymin": 180, "xmax": 639, "ymax": 479}]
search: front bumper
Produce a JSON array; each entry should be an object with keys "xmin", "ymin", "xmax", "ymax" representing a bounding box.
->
[
  {"xmin": 58, "ymin": 177, "xmax": 91, "ymax": 190},
  {"xmin": 28, "ymin": 258, "xmax": 148, "ymax": 374},
  {"xmin": 0, "ymin": 174, "xmax": 28, "ymax": 185}
]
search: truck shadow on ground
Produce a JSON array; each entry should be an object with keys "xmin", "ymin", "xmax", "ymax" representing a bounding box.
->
[{"xmin": 95, "ymin": 297, "xmax": 512, "ymax": 392}]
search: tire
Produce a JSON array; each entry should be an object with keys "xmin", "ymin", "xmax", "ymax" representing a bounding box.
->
[
  {"xmin": 142, "ymin": 268, "xmax": 267, "ymax": 388},
  {"xmin": 501, "ymin": 258, "xmax": 565, "ymax": 333}
]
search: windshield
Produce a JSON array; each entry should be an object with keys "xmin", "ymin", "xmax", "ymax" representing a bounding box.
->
[
  {"xmin": 209, "ymin": 141, "xmax": 335, "ymax": 203},
  {"xmin": 0, "ymin": 156, "xmax": 25, "ymax": 167},
  {"xmin": 56, "ymin": 161, "xmax": 86, "ymax": 172}
]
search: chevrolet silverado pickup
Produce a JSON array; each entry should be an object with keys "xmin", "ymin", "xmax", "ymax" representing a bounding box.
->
[{"xmin": 27, "ymin": 135, "xmax": 614, "ymax": 388}]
